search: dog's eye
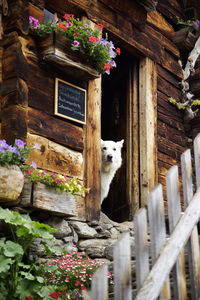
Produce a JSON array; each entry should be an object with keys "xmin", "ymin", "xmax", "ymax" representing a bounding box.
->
[
  {"xmin": 113, "ymin": 148, "xmax": 116, "ymax": 151},
  {"xmin": 102, "ymin": 147, "xmax": 107, "ymax": 150}
]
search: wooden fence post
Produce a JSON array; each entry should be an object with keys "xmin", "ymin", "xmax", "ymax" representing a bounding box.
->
[
  {"xmin": 166, "ymin": 165, "xmax": 187, "ymax": 300},
  {"xmin": 113, "ymin": 232, "xmax": 132, "ymax": 300}
]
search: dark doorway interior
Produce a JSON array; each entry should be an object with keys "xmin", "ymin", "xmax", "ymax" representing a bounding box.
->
[{"xmin": 101, "ymin": 51, "xmax": 136, "ymax": 222}]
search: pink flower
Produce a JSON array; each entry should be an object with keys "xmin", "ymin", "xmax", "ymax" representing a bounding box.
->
[
  {"xmin": 75, "ymin": 280, "xmax": 82, "ymax": 286},
  {"xmin": 63, "ymin": 14, "xmax": 74, "ymax": 20},
  {"xmin": 73, "ymin": 40, "xmax": 80, "ymax": 47},
  {"xmin": 116, "ymin": 47, "xmax": 121, "ymax": 55},
  {"xmin": 97, "ymin": 23, "xmax": 104, "ymax": 30},
  {"xmin": 26, "ymin": 297, "xmax": 34, "ymax": 300}
]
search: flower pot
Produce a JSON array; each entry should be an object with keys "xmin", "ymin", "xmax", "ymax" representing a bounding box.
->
[
  {"xmin": 0, "ymin": 165, "xmax": 24, "ymax": 202},
  {"xmin": 35, "ymin": 31, "xmax": 100, "ymax": 80}
]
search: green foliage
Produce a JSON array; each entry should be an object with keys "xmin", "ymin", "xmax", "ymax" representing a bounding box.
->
[
  {"xmin": 24, "ymin": 168, "xmax": 89, "ymax": 196},
  {"xmin": 191, "ymin": 99, "xmax": 200, "ymax": 106},
  {"xmin": 0, "ymin": 207, "xmax": 59, "ymax": 299},
  {"xmin": 176, "ymin": 17, "xmax": 200, "ymax": 32},
  {"xmin": 168, "ymin": 97, "xmax": 177, "ymax": 105}
]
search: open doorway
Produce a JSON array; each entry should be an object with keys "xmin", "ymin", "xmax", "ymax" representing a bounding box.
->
[{"xmin": 101, "ymin": 51, "xmax": 139, "ymax": 222}]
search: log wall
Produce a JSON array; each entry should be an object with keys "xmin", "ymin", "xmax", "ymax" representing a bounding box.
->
[{"xmin": 1, "ymin": 0, "xmax": 192, "ymax": 217}]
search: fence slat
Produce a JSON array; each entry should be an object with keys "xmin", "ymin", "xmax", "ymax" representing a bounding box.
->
[
  {"xmin": 194, "ymin": 133, "xmax": 200, "ymax": 189},
  {"xmin": 148, "ymin": 184, "xmax": 171, "ymax": 300},
  {"xmin": 113, "ymin": 232, "xmax": 132, "ymax": 300},
  {"xmin": 134, "ymin": 208, "xmax": 149, "ymax": 290},
  {"xmin": 135, "ymin": 188, "xmax": 200, "ymax": 300},
  {"xmin": 91, "ymin": 264, "xmax": 108, "ymax": 300},
  {"xmin": 166, "ymin": 165, "xmax": 187, "ymax": 300}
]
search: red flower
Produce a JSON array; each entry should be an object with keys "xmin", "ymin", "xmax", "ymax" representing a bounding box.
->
[
  {"xmin": 26, "ymin": 297, "xmax": 34, "ymax": 300},
  {"xmin": 63, "ymin": 14, "xmax": 74, "ymax": 20},
  {"xmin": 81, "ymin": 286, "xmax": 87, "ymax": 290},
  {"xmin": 75, "ymin": 280, "xmax": 82, "ymax": 286},
  {"xmin": 97, "ymin": 23, "xmax": 104, "ymax": 30},
  {"xmin": 116, "ymin": 47, "xmax": 121, "ymax": 55},
  {"xmin": 104, "ymin": 63, "xmax": 111, "ymax": 71},
  {"xmin": 73, "ymin": 32, "xmax": 80, "ymax": 37},
  {"xmin": 57, "ymin": 23, "xmax": 67, "ymax": 31},
  {"xmin": 88, "ymin": 36, "xmax": 99, "ymax": 43},
  {"xmin": 49, "ymin": 291, "xmax": 59, "ymax": 299}
]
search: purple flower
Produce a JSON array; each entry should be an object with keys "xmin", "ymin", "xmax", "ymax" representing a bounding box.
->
[
  {"xmin": 0, "ymin": 147, "xmax": 5, "ymax": 153},
  {"xmin": 0, "ymin": 140, "xmax": 9, "ymax": 149},
  {"xmin": 194, "ymin": 20, "xmax": 200, "ymax": 31},
  {"xmin": 73, "ymin": 40, "xmax": 80, "ymax": 47},
  {"xmin": 108, "ymin": 49, "xmax": 116, "ymax": 59},
  {"xmin": 29, "ymin": 16, "xmax": 39, "ymax": 29},
  {"xmin": 110, "ymin": 60, "xmax": 116, "ymax": 68},
  {"xmin": 33, "ymin": 142, "xmax": 40, "ymax": 150},
  {"xmin": 15, "ymin": 139, "xmax": 26, "ymax": 149},
  {"xmin": 31, "ymin": 161, "xmax": 37, "ymax": 169},
  {"xmin": 8, "ymin": 146, "xmax": 19, "ymax": 154},
  {"xmin": 67, "ymin": 22, "xmax": 73, "ymax": 27}
]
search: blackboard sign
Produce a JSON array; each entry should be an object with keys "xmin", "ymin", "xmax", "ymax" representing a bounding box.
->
[{"xmin": 54, "ymin": 78, "xmax": 86, "ymax": 124}]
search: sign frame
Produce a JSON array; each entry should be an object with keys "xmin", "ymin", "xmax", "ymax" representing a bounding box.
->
[{"xmin": 54, "ymin": 77, "xmax": 87, "ymax": 125}]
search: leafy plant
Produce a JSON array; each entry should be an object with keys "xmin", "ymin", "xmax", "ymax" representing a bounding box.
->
[
  {"xmin": 176, "ymin": 17, "xmax": 200, "ymax": 32},
  {"xmin": 169, "ymin": 96, "xmax": 200, "ymax": 110},
  {"xmin": 0, "ymin": 207, "xmax": 59, "ymax": 299},
  {"xmin": 29, "ymin": 14, "xmax": 121, "ymax": 75},
  {"xmin": 0, "ymin": 139, "xmax": 39, "ymax": 167},
  {"xmin": 24, "ymin": 168, "xmax": 89, "ymax": 196}
]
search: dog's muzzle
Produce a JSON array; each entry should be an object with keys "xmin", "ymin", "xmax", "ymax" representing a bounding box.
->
[{"xmin": 107, "ymin": 155, "xmax": 113, "ymax": 162}]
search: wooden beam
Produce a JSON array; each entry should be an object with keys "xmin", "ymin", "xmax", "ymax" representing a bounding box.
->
[
  {"xmin": 139, "ymin": 57, "xmax": 157, "ymax": 206},
  {"xmin": 84, "ymin": 76, "xmax": 101, "ymax": 221}
]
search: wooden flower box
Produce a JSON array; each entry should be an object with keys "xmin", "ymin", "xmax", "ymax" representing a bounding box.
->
[
  {"xmin": 36, "ymin": 31, "xmax": 100, "ymax": 80},
  {"xmin": 20, "ymin": 182, "xmax": 78, "ymax": 217}
]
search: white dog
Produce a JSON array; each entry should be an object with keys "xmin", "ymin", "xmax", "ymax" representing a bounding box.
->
[{"xmin": 101, "ymin": 139, "xmax": 124, "ymax": 204}]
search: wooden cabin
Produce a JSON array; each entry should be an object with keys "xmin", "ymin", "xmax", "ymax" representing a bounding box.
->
[{"xmin": 1, "ymin": 0, "xmax": 200, "ymax": 222}]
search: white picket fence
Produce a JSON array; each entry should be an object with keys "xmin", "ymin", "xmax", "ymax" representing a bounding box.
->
[{"xmin": 84, "ymin": 133, "xmax": 200, "ymax": 300}]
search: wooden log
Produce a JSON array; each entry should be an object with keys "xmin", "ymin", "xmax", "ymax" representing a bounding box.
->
[
  {"xmin": 3, "ymin": 0, "xmax": 29, "ymax": 35},
  {"xmin": 28, "ymin": 3, "xmax": 44, "ymax": 22},
  {"xmin": 158, "ymin": 136, "xmax": 186, "ymax": 160},
  {"xmin": 2, "ymin": 40, "xmax": 28, "ymax": 81},
  {"xmin": 32, "ymin": 182, "xmax": 77, "ymax": 216},
  {"xmin": 157, "ymin": 120, "xmax": 187, "ymax": 147},
  {"xmin": 84, "ymin": 76, "xmax": 101, "ymax": 221},
  {"xmin": 173, "ymin": 28, "xmax": 197, "ymax": 52},
  {"xmin": 26, "ymin": 133, "xmax": 84, "ymax": 179},
  {"xmin": 1, "ymin": 104, "xmax": 27, "ymax": 144},
  {"xmin": 28, "ymin": 107, "xmax": 84, "ymax": 151},
  {"xmin": 136, "ymin": 0, "xmax": 158, "ymax": 11},
  {"xmin": 1, "ymin": 78, "xmax": 28, "ymax": 108},
  {"xmin": 147, "ymin": 10, "xmax": 174, "ymax": 39}
]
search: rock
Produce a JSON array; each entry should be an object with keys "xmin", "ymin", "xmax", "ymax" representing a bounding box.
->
[
  {"xmin": 78, "ymin": 239, "xmax": 117, "ymax": 258},
  {"xmin": 110, "ymin": 227, "xmax": 121, "ymax": 239},
  {"xmin": 63, "ymin": 236, "xmax": 74, "ymax": 243},
  {"xmin": 71, "ymin": 221, "xmax": 97, "ymax": 238},
  {"xmin": 45, "ymin": 217, "xmax": 72, "ymax": 238},
  {"xmin": 71, "ymin": 227, "xmax": 79, "ymax": 243}
]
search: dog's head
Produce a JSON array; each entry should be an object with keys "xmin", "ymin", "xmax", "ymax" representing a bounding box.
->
[{"xmin": 101, "ymin": 139, "xmax": 124, "ymax": 164}]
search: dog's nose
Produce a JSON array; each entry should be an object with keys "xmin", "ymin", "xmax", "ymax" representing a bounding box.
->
[{"xmin": 107, "ymin": 155, "xmax": 113, "ymax": 162}]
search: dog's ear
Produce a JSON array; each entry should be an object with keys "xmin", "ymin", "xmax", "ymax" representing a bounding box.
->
[
  {"xmin": 117, "ymin": 139, "xmax": 124, "ymax": 148},
  {"xmin": 101, "ymin": 139, "xmax": 104, "ymax": 145}
]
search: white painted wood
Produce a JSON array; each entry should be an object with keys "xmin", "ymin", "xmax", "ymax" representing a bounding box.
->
[
  {"xmin": 113, "ymin": 232, "xmax": 132, "ymax": 300},
  {"xmin": 135, "ymin": 188, "xmax": 200, "ymax": 300},
  {"xmin": 194, "ymin": 133, "xmax": 200, "ymax": 189},
  {"xmin": 148, "ymin": 184, "xmax": 171, "ymax": 300},
  {"xmin": 134, "ymin": 208, "xmax": 149, "ymax": 290},
  {"xmin": 166, "ymin": 165, "xmax": 187, "ymax": 300},
  {"xmin": 181, "ymin": 149, "xmax": 200, "ymax": 300},
  {"xmin": 91, "ymin": 264, "xmax": 108, "ymax": 300}
]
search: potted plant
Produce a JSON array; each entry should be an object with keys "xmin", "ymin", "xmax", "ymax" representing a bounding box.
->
[
  {"xmin": 29, "ymin": 14, "xmax": 121, "ymax": 78},
  {"xmin": 0, "ymin": 139, "xmax": 39, "ymax": 202}
]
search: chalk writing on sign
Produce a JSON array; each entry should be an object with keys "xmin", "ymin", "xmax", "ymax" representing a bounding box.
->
[{"xmin": 54, "ymin": 78, "xmax": 86, "ymax": 124}]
